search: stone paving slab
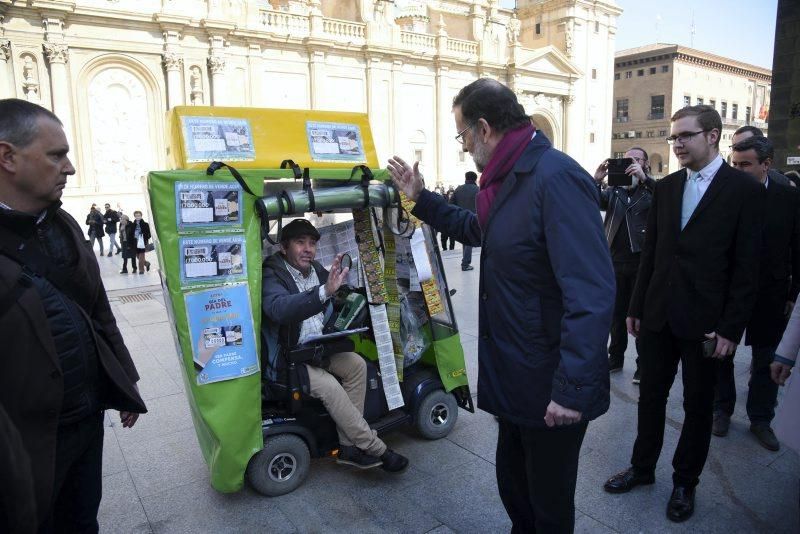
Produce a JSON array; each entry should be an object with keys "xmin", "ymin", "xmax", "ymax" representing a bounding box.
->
[{"xmin": 96, "ymin": 245, "xmax": 799, "ymax": 533}]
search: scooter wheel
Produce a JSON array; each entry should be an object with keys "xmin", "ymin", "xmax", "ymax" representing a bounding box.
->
[
  {"xmin": 246, "ymin": 434, "xmax": 310, "ymax": 496},
  {"xmin": 415, "ymin": 389, "xmax": 459, "ymax": 440}
]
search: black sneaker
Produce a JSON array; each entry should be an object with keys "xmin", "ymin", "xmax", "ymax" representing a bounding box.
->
[
  {"xmin": 461, "ymin": 265, "xmax": 474, "ymax": 271},
  {"xmin": 335, "ymin": 445, "xmax": 381, "ymax": 469},
  {"xmin": 608, "ymin": 357, "xmax": 623, "ymax": 373},
  {"xmin": 632, "ymin": 369, "xmax": 641, "ymax": 385},
  {"xmin": 119, "ymin": 269, "xmax": 128, "ymax": 274},
  {"xmin": 380, "ymin": 449, "xmax": 409, "ymax": 473}
]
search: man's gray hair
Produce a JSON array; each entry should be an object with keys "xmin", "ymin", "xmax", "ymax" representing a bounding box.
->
[{"xmin": 0, "ymin": 98, "xmax": 62, "ymax": 148}]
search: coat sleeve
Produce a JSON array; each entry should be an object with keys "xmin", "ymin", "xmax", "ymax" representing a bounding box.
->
[
  {"xmin": 628, "ymin": 182, "xmax": 660, "ymax": 318},
  {"xmin": 540, "ymin": 168, "xmax": 615, "ymax": 414},
  {"xmin": 716, "ymin": 181, "xmax": 764, "ymax": 342},
  {"xmin": 410, "ymin": 189, "xmax": 482, "ymax": 246},
  {"xmin": 776, "ymin": 298, "xmax": 800, "ymax": 365},
  {"xmin": 789, "ymin": 189, "xmax": 800, "ymax": 303},
  {"xmin": 92, "ymin": 276, "xmax": 140, "ymax": 383},
  {"xmin": 596, "ymin": 183, "xmax": 612, "ymax": 211},
  {"xmin": 262, "ymin": 264, "xmax": 327, "ymax": 326}
]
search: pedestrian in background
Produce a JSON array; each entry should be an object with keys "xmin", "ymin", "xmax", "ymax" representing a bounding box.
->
[
  {"xmin": 118, "ymin": 212, "xmax": 137, "ymax": 274},
  {"xmin": 85, "ymin": 204, "xmax": 104, "ymax": 256},
  {"xmin": 126, "ymin": 210, "xmax": 151, "ymax": 274},
  {"xmin": 450, "ymin": 171, "xmax": 479, "ymax": 271},
  {"xmin": 103, "ymin": 202, "xmax": 121, "ymax": 257}
]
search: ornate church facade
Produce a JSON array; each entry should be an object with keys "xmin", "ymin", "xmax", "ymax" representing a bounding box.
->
[{"xmin": 0, "ymin": 0, "xmax": 621, "ymax": 216}]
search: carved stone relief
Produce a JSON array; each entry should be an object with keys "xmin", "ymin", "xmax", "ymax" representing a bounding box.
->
[
  {"xmin": 189, "ymin": 65, "xmax": 204, "ymax": 105},
  {"xmin": 87, "ymin": 67, "xmax": 154, "ymax": 187},
  {"xmin": 42, "ymin": 42, "xmax": 69, "ymax": 64},
  {"xmin": 20, "ymin": 54, "xmax": 40, "ymax": 102}
]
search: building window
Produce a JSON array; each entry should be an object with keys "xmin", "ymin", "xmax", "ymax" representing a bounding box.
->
[
  {"xmin": 659, "ymin": 129, "xmax": 667, "ymax": 137},
  {"xmin": 535, "ymin": 23, "xmax": 541, "ymax": 35},
  {"xmin": 592, "ymin": 68, "xmax": 597, "ymax": 79},
  {"xmin": 661, "ymin": 65, "xmax": 669, "ymax": 73},
  {"xmin": 649, "ymin": 67, "xmax": 656, "ymax": 75},
  {"xmin": 458, "ymin": 151, "xmax": 465, "ymax": 163},
  {"xmin": 732, "ymin": 103, "xmax": 738, "ymax": 120},
  {"xmin": 658, "ymin": 161, "xmax": 663, "ymax": 173},
  {"xmin": 697, "ymin": 97, "xmax": 704, "ymax": 105},
  {"xmin": 746, "ymin": 106, "xmax": 752, "ymax": 123},
  {"xmin": 614, "ymin": 152, "xmax": 625, "ymax": 159},
  {"xmin": 625, "ymin": 71, "xmax": 632, "ymax": 79},
  {"xmin": 590, "ymin": 133, "xmax": 596, "ymax": 143},
  {"xmin": 614, "ymin": 72, "xmax": 620, "ymax": 80},
  {"xmin": 721, "ymin": 101, "xmax": 727, "ymax": 118},
  {"xmin": 635, "ymin": 131, "xmax": 642, "ymax": 138},
  {"xmin": 710, "ymin": 99, "xmax": 716, "ymax": 109},
  {"xmin": 650, "ymin": 95, "xmax": 665, "ymax": 119},
  {"xmin": 616, "ymin": 99, "xmax": 629, "ymax": 122},
  {"xmin": 594, "ymin": 20, "xmax": 600, "ymax": 33},
  {"xmin": 415, "ymin": 149, "xmax": 423, "ymax": 162},
  {"xmin": 646, "ymin": 131, "xmax": 654, "ymax": 138},
  {"xmin": 683, "ymin": 95, "xmax": 691, "ymax": 107},
  {"xmin": 637, "ymin": 69, "xmax": 644, "ymax": 77}
]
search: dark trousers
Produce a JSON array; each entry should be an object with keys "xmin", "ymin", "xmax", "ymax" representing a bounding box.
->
[
  {"xmin": 121, "ymin": 242, "xmax": 137, "ymax": 272},
  {"xmin": 714, "ymin": 345, "xmax": 779, "ymax": 424},
  {"xmin": 496, "ymin": 418, "xmax": 588, "ymax": 533},
  {"xmin": 631, "ymin": 326, "xmax": 718, "ymax": 488},
  {"xmin": 608, "ymin": 261, "xmax": 641, "ymax": 366},
  {"xmin": 440, "ymin": 233, "xmax": 454, "ymax": 250},
  {"xmin": 39, "ymin": 412, "xmax": 104, "ymax": 534},
  {"xmin": 461, "ymin": 245, "xmax": 473, "ymax": 267}
]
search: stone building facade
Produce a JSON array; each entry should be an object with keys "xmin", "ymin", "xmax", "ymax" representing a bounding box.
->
[
  {"xmin": 611, "ymin": 43, "xmax": 772, "ymax": 178},
  {"xmin": 0, "ymin": 0, "xmax": 621, "ymax": 217}
]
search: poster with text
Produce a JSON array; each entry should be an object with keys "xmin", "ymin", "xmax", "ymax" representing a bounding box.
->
[
  {"xmin": 181, "ymin": 116, "xmax": 255, "ymax": 163},
  {"xmin": 306, "ymin": 121, "xmax": 365, "ymax": 163},
  {"xmin": 180, "ymin": 236, "xmax": 247, "ymax": 285},
  {"xmin": 175, "ymin": 181, "xmax": 242, "ymax": 229},
  {"xmin": 185, "ymin": 284, "xmax": 259, "ymax": 385}
]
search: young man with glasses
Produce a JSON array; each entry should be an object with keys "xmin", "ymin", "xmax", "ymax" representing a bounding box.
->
[{"xmin": 604, "ymin": 105, "xmax": 763, "ymax": 523}]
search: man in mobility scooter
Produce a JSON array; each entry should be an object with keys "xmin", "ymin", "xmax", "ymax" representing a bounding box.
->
[{"xmin": 262, "ymin": 218, "xmax": 409, "ymax": 472}]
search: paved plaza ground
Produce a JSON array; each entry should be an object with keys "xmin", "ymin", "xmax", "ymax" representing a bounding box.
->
[{"xmin": 94, "ymin": 244, "xmax": 799, "ymax": 533}]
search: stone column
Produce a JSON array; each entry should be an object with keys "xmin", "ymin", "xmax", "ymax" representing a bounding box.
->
[
  {"xmin": 43, "ymin": 42, "xmax": 74, "ymax": 146},
  {"xmin": 434, "ymin": 61, "xmax": 449, "ymax": 183},
  {"xmin": 308, "ymin": 50, "xmax": 324, "ymax": 109},
  {"xmin": 0, "ymin": 39, "xmax": 12, "ymax": 98},
  {"xmin": 247, "ymin": 44, "xmax": 263, "ymax": 107},
  {"xmin": 163, "ymin": 52, "xmax": 184, "ymax": 109},
  {"xmin": 390, "ymin": 59, "xmax": 403, "ymax": 155},
  {"xmin": 207, "ymin": 35, "xmax": 227, "ymax": 106}
]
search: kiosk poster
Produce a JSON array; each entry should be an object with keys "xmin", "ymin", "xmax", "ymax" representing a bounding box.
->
[
  {"xmin": 185, "ymin": 284, "xmax": 259, "ymax": 385},
  {"xmin": 175, "ymin": 181, "xmax": 242, "ymax": 229},
  {"xmin": 181, "ymin": 116, "xmax": 255, "ymax": 163},
  {"xmin": 180, "ymin": 236, "xmax": 246, "ymax": 285},
  {"xmin": 306, "ymin": 121, "xmax": 366, "ymax": 163}
]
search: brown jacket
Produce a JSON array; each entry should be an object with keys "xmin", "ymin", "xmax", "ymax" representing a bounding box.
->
[{"xmin": 0, "ymin": 207, "xmax": 146, "ymax": 524}]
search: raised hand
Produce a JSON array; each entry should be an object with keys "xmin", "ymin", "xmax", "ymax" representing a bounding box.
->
[{"xmin": 387, "ymin": 155, "xmax": 425, "ymax": 201}]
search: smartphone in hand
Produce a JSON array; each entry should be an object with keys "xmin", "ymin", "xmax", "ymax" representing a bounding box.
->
[{"xmin": 701, "ymin": 337, "xmax": 717, "ymax": 358}]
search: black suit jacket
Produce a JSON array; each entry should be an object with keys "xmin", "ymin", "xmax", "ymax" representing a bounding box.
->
[
  {"xmin": 629, "ymin": 161, "xmax": 764, "ymax": 341},
  {"xmin": 745, "ymin": 181, "xmax": 800, "ymax": 346}
]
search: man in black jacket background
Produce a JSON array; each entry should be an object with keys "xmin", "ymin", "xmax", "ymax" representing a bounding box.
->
[
  {"xmin": 102, "ymin": 202, "xmax": 121, "ymax": 257},
  {"xmin": 450, "ymin": 171, "xmax": 479, "ymax": 271},
  {"xmin": 593, "ymin": 148, "xmax": 655, "ymax": 383},
  {"xmin": 712, "ymin": 136, "xmax": 800, "ymax": 450}
]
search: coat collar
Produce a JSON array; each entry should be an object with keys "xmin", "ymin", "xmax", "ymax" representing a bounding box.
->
[{"xmin": 483, "ymin": 131, "xmax": 552, "ymax": 235}]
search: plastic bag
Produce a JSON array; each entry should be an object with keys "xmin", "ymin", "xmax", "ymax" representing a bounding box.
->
[{"xmin": 400, "ymin": 293, "xmax": 429, "ymax": 367}]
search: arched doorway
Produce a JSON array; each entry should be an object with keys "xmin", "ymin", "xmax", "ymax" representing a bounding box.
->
[
  {"xmin": 530, "ymin": 114, "xmax": 558, "ymax": 149},
  {"xmin": 649, "ymin": 153, "xmax": 664, "ymax": 177}
]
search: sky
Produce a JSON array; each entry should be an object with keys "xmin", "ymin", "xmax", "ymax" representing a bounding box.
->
[{"xmin": 498, "ymin": 0, "xmax": 778, "ymax": 69}]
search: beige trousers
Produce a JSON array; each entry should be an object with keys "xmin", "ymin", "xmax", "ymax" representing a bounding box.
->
[{"xmin": 305, "ymin": 352, "xmax": 387, "ymax": 457}]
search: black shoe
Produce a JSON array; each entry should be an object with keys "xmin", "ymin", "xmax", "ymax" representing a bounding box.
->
[
  {"xmin": 750, "ymin": 424, "xmax": 780, "ymax": 451},
  {"xmin": 603, "ymin": 467, "xmax": 655, "ymax": 493},
  {"xmin": 666, "ymin": 485, "xmax": 695, "ymax": 522},
  {"xmin": 145, "ymin": 261, "xmax": 151, "ymax": 272},
  {"xmin": 608, "ymin": 357, "xmax": 623, "ymax": 373},
  {"xmin": 712, "ymin": 412, "xmax": 730, "ymax": 437},
  {"xmin": 107, "ymin": 252, "xmax": 112, "ymax": 257},
  {"xmin": 119, "ymin": 270, "xmax": 128, "ymax": 274},
  {"xmin": 632, "ymin": 369, "xmax": 641, "ymax": 385},
  {"xmin": 461, "ymin": 265, "xmax": 474, "ymax": 271},
  {"xmin": 380, "ymin": 449, "xmax": 409, "ymax": 473},
  {"xmin": 115, "ymin": 250, "xmax": 121, "ymax": 255},
  {"xmin": 335, "ymin": 445, "xmax": 382, "ymax": 469}
]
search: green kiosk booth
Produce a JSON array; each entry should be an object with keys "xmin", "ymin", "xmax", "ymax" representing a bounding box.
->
[{"xmin": 146, "ymin": 106, "xmax": 472, "ymax": 496}]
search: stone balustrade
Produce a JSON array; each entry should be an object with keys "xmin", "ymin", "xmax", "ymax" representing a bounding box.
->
[
  {"xmin": 400, "ymin": 31, "xmax": 436, "ymax": 51},
  {"xmin": 259, "ymin": 9, "xmax": 310, "ymax": 38},
  {"xmin": 446, "ymin": 38, "xmax": 478, "ymax": 57},
  {"xmin": 322, "ymin": 18, "xmax": 366, "ymax": 44}
]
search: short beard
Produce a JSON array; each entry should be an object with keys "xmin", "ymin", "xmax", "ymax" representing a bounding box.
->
[{"xmin": 471, "ymin": 137, "xmax": 491, "ymax": 172}]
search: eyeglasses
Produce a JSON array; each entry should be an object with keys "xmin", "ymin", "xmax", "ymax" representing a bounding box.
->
[
  {"xmin": 665, "ymin": 130, "xmax": 709, "ymax": 145},
  {"xmin": 455, "ymin": 123, "xmax": 476, "ymax": 144}
]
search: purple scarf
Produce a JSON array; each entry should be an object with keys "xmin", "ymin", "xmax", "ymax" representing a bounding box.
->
[{"xmin": 476, "ymin": 124, "xmax": 536, "ymax": 229}]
